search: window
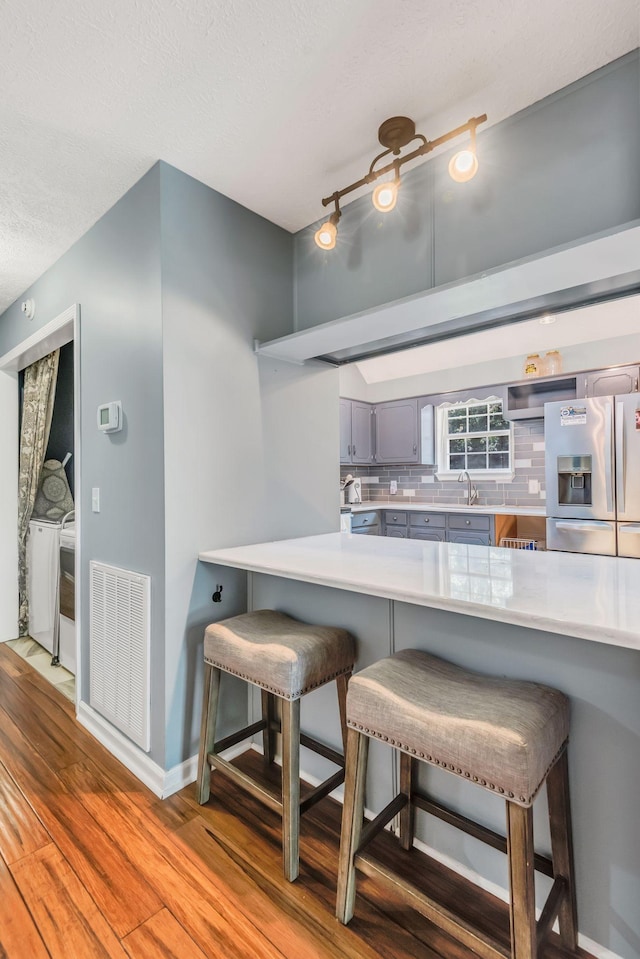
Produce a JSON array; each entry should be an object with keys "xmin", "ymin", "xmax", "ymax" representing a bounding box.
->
[{"xmin": 436, "ymin": 398, "xmax": 513, "ymax": 479}]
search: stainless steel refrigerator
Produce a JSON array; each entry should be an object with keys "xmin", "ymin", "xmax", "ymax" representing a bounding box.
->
[{"xmin": 545, "ymin": 394, "xmax": 640, "ymax": 557}]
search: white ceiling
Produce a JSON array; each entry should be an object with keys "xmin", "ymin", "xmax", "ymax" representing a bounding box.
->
[
  {"xmin": 1, "ymin": 0, "xmax": 638, "ymax": 315},
  {"xmin": 355, "ymin": 295, "xmax": 640, "ymax": 383}
]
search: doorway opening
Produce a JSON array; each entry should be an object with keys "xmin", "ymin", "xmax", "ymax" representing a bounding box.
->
[{"xmin": 0, "ymin": 304, "xmax": 81, "ymax": 706}]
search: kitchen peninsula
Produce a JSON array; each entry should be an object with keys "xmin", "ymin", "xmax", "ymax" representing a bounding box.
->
[{"xmin": 200, "ymin": 532, "xmax": 640, "ymax": 959}]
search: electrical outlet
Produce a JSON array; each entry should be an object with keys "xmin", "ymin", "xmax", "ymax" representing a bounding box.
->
[
  {"xmin": 92, "ymin": 488, "xmax": 100, "ymax": 513},
  {"xmin": 390, "ymin": 480, "xmax": 398, "ymax": 494},
  {"xmin": 528, "ymin": 479, "xmax": 540, "ymax": 494}
]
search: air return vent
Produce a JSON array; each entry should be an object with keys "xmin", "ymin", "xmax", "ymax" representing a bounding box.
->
[{"xmin": 89, "ymin": 561, "xmax": 150, "ymax": 751}]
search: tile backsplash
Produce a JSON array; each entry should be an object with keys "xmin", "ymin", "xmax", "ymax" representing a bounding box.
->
[{"xmin": 341, "ymin": 420, "xmax": 546, "ymax": 508}]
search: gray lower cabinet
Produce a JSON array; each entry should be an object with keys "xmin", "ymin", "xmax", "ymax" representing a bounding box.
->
[
  {"xmin": 448, "ymin": 513, "xmax": 493, "ymax": 545},
  {"xmin": 374, "ymin": 399, "xmax": 419, "ymax": 464},
  {"xmin": 351, "ymin": 511, "xmax": 379, "ymax": 535},
  {"xmin": 382, "ymin": 509, "xmax": 494, "ymax": 544},
  {"xmin": 340, "ymin": 399, "xmax": 374, "ymax": 465}
]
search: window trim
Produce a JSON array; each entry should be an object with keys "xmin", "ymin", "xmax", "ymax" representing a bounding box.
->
[{"xmin": 435, "ymin": 396, "xmax": 515, "ymax": 482}]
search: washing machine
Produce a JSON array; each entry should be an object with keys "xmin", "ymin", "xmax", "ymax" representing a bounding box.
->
[{"xmin": 27, "ymin": 519, "xmax": 61, "ymax": 653}]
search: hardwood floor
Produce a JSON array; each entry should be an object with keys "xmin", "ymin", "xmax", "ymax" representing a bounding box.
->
[{"xmin": 0, "ymin": 643, "xmax": 593, "ymax": 959}]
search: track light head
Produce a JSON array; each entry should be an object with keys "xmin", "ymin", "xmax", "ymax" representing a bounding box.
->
[
  {"xmin": 448, "ymin": 148, "xmax": 478, "ymax": 183},
  {"xmin": 372, "ymin": 178, "xmax": 400, "ymax": 213},
  {"xmin": 314, "ymin": 208, "xmax": 341, "ymax": 250}
]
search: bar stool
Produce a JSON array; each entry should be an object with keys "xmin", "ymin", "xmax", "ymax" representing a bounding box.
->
[
  {"xmin": 197, "ymin": 609, "xmax": 355, "ymax": 881},
  {"xmin": 336, "ymin": 649, "xmax": 578, "ymax": 959}
]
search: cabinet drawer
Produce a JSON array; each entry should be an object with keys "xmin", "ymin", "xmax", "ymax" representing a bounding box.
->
[
  {"xmin": 351, "ymin": 511, "xmax": 379, "ymax": 530},
  {"xmin": 409, "ymin": 512, "xmax": 446, "ymax": 529},
  {"xmin": 383, "ymin": 511, "xmax": 408, "ymax": 526},
  {"xmin": 448, "ymin": 513, "xmax": 491, "ymax": 531}
]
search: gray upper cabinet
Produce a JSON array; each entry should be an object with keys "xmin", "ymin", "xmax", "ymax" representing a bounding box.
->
[
  {"xmin": 339, "ymin": 399, "xmax": 352, "ymax": 463},
  {"xmin": 340, "ymin": 399, "xmax": 373, "ymax": 464},
  {"xmin": 374, "ymin": 399, "xmax": 419, "ymax": 464},
  {"xmin": 582, "ymin": 365, "xmax": 640, "ymax": 398},
  {"xmin": 351, "ymin": 401, "xmax": 374, "ymax": 464}
]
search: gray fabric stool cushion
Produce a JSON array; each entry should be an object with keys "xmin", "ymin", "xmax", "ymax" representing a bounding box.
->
[
  {"xmin": 347, "ymin": 649, "xmax": 569, "ymax": 806},
  {"xmin": 204, "ymin": 609, "xmax": 356, "ymax": 701}
]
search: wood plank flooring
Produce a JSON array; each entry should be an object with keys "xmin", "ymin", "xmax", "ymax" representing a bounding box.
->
[{"xmin": 0, "ymin": 642, "xmax": 594, "ymax": 959}]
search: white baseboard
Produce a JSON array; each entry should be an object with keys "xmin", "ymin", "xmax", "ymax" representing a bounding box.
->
[
  {"xmin": 77, "ymin": 703, "xmax": 254, "ymax": 799},
  {"xmin": 77, "ymin": 703, "xmax": 167, "ymax": 796},
  {"xmin": 77, "ymin": 721, "xmax": 622, "ymax": 959}
]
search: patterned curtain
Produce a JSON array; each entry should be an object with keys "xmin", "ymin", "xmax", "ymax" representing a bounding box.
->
[{"xmin": 17, "ymin": 350, "xmax": 60, "ymax": 636}]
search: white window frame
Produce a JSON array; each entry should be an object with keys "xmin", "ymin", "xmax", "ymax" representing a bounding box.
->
[{"xmin": 435, "ymin": 396, "xmax": 515, "ymax": 482}]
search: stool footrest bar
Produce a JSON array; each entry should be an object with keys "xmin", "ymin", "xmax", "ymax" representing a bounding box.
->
[
  {"xmin": 355, "ymin": 852, "xmax": 509, "ymax": 959},
  {"xmin": 300, "ymin": 733, "xmax": 345, "ymax": 767},
  {"xmin": 536, "ymin": 876, "xmax": 567, "ymax": 949},
  {"xmin": 300, "ymin": 769, "xmax": 345, "ymax": 815},
  {"xmin": 358, "ymin": 794, "xmax": 407, "ymax": 852},
  {"xmin": 208, "ymin": 753, "xmax": 282, "ymax": 814},
  {"xmin": 412, "ymin": 791, "xmax": 554, "ymax": 878},
  {"xmin": 214, "ymin": 719, "xmax": 267, "ymax": 755}
]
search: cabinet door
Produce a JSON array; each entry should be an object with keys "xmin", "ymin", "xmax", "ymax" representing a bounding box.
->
[
  {"xmin": 374, "ymin": 399, "xmax": 419, "ymax": 464},
  {"xmin": 351, "ymin": 401, "xmax": 373, "ymax": 464},
  {"xmin": 448, "ymin": 531, "xmax": 491, "ymax": 546},
  {"xmin": 385, "ymin": 527, "xmax": 407, "ymax": 538},
  {"xmin": 583, "ymin": 366, "xmax": 639, "ymax": 398},
  {"xmin": 339, "ymin": 399, "xmax": 352, "ymax": 463},
  {"xmin": 409, "ymin": 528, "xmax": 446, "ymax": 542}
]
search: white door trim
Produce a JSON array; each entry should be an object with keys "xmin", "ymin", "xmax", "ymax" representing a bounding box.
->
[{"xmin": 0, "ymin": 305, "xmax": 82, "ymax": 708}]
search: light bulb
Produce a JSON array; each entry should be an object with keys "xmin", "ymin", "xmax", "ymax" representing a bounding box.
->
[
  {"xmin": 314, "ymin": 220, "xmax": 337, "ymax": 250},
  {"xmin": 448, "ymin": 149, "xmax": 479, "ymax": 183},
  {"xmin": 372, "ymin": 179, "xmax": 399, "ymax": 212},
  {"xmin": 539, "ymin": 314, "xmax": 556, "ymax": 325}
]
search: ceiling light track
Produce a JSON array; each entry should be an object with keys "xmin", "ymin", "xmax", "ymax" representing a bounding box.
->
[{"xmin": 315, "ymin": 112, "xmax": 487, "ymax": 249}]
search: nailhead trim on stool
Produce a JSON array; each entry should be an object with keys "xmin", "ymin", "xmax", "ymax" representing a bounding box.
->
[
  {"xmin": 198, "ymin": 609, "xmax": 356, "ymax": 884},
  {"xmin": 336, "ymin": 649, "xmax": 579, "ymax": 959}
]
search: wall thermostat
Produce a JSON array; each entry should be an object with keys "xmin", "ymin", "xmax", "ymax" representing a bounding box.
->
[{"xmin": 97, "ymin": 401, "xmax": 122, "ymax": 433}]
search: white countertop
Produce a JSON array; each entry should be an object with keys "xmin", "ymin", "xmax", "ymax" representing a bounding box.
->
[
  {"xmin": 349, "ymin": 501, "xmax": 546, "ymax": 517},
  {"xmin": 200, "ymin": 532, "xmax": 640, "ymax": 651}
]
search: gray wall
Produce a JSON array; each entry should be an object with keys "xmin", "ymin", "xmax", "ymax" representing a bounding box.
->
[
  {"xmin": 294, "ymin": 51, "xmax": 640, "ymax": 330},
  {"xmin": 0, "ymin": 166, "xmax": 167, "ymax": 765},
  {"xmin": 159, "ymin": 164, "xmax": 338, "ymax": 770}
]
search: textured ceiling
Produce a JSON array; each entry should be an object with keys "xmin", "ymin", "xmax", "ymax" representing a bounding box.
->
[{"xmin": 1, "ymin": 0, "xmax": 638, "ymax": 314}]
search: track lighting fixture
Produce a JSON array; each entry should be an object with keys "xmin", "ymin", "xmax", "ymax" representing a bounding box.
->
[{"xmin": 315, "ymin": 113, "xmax": 487, "ymax": 249}]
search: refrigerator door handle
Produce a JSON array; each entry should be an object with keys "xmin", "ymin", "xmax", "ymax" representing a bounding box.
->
[
  {"xmin": 555, "ymin": 521, "xmax": 613, "ymax": 532},
  {"xmin": 604, "ymin": 403, "xmax": 614, "ymax": 514},
  {"xmin": 619, "ymin": 524, "xmax": 640, "ymax": 533},
  {"xmin": 616, "ymin": 401, "xmax": 625, "ymax": 515}
]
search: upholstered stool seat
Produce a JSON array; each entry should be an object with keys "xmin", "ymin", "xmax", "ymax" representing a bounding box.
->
[
  {"xmin": 197, "ymin": 609, "xmax": 355, "ymax": 881},
  {"xmin": 337, "ymin": 650, "xmax": 578, "ymax": 959}
]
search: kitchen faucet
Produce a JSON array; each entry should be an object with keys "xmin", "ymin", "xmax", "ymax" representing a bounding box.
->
[{"xmin": 458, "ymin": 470, "xmax": 478, "ymax": 506}]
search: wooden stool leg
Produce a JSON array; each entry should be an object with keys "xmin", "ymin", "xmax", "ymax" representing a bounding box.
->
[
  {"xmin": 336, "ymin": 727, "xmax": 369, "ymax": 924},
  {"xmin": 546, "ymin": 749, "xmax": 578, "ymax": 950},
  {"xmin": 336, "ymin": 672, "xmax": 351, "ymax": 755},
  {"xmin": 261, "ymin": 690, "xmax": 276, "ymax": 765},
  {"xmin": 399, "ymin": 752, "xmax": 416, "ymax": 851},
  {"xmin": 281, "ymin": 697, "xmax": 301, "ymax": 882},
  {"xmin": 196, "ymin": 664, "xmax": 221, "ymax": 805},
  {"xmin": 506, "ymin": 802, "xmax": 536, "ymax": 959}
]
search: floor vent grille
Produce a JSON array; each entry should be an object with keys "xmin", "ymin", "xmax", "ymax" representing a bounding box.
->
[{"xmin": 89, "ymin": 561, "xmax": 150, "ymax": 752}]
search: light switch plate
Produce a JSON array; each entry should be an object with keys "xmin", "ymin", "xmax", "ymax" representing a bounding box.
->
[
  {"xmin": 92, "ymin": 488, "xmax": 100, "ymax": 513},
  {"xmin": 390, "ymin": 480, "xmax": 398, "ymax": 494}
]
